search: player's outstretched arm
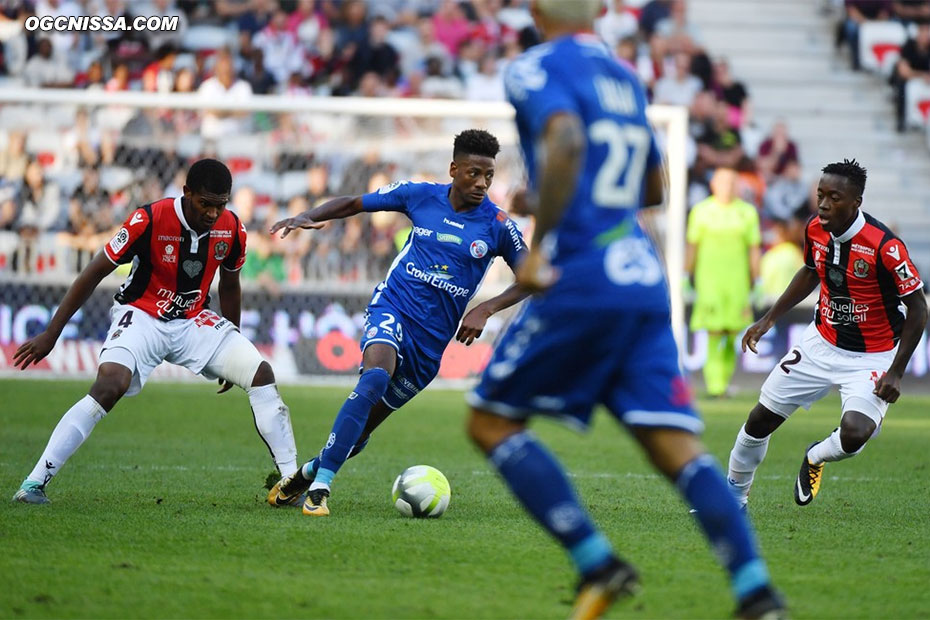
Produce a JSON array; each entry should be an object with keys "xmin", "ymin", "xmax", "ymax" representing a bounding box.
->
[
  {"xmin": 742, "ymin": 265, "xmax": 819, "ymax": 353},
  {"xmin": 874, "ymin": 290, "xmax": 929, "ymax": 403},
  {"xmin": 270, "ymin": 196, "xmax": 364, "ymax": 238},
  {"xmin": 13, "ymin": 251, "xmax": 116, "ymax": 369},
  {"xmin": 456, "ymin": 283, "xmax": 530, "ymax": 346}
]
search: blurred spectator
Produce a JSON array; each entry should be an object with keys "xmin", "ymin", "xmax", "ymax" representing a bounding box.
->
[
  {"xmin": 242, "ymin": 219, "xmax": 287, "ymax": 295},
  {"xmin": 62, "ymin": 108, "xmax": 101, "ymax": 169},
  {"xmin": 596, "ymin": 0, "xmax": 638, "ymax": 49},
  {"xmin": 840, "ymin": 0, "xmax": 892, "ymax": 71},
  {"xmin": 657, "ymin": 0, "xmax": 702, "ymax": 53},
  {"xmin": 759, "ymin": 214, "xmax": 805, "ymax": 303},
  {"xmin": 105, "ymin": 62, "xmax": 130, "ymax": 91},
  {"xmin": 639, "ymin": 0, "xmax": 673, "ymax": 37},
  {"xmin": 253, "ymin": 7, "xmax": 305, "ymax": 85},
  {"xmin": 892, "ymin": 0, "xmax": 930, "ymax": 24},
  {"xmin": 712, "ymin": 58, "xmax": 750, "ymax": 127},
  {"xmin": 197, "ymin": 49, "xmax": 253, "ymax": 139},
  {"xmin": 892, "ymin": 21, "xmax": 930, "ymax": 132},
  {"xmin": 398, "ymin": 14, "xmax": 450, "ymax": 79},
  {"xmin": 22, "ymin": 38, "xmax": 74, "ymax": 88},
  {"xmin": 696, "ymin": 100, "xmax": 745, "ymax": 175},
  {"xmin": 288, "ymin": 0, "xmax": 328, "ymax": 49},
  {"xmin": 0, "ymin": 131, "xmax": 28, "ymax": 182},
  {"xmin": 0, "ymin": 180, "xmax": 17, "ymax": 230},
  {"xmin": 64, "ymin": 166, "xmax": 113, "ymax": 239},
  {"xmin": 348, "ymin": 15, "xmax": 400, "ymax": 89},
  {"xmin": 17, "ymin": 159, "xmax": 64, "ymax": 233},
  {"xmin": 653, "ymin": 51, "xmax": 703, "ymax": 106},
  {"xmin": 432, "ymin": 0, "xmax": 471, "ymax": 57},
  {"xmin": 35, "ymin": 0, "xmax": 83, "ymax": 65},
  {"xmin": 420, "ymin": 55, "xmax": 463, "ymax": 98},
  {"xmin": 80, "ymin": 60, "xmax": 106, "ymax": 90},
  {"xmin": 0, "ymin": 6, "xmax": 29, "ymax": 78},
  {"xmin": 144, "ymin": 0, "xmax": 189, "ymax": 51},
  {"xmin": 241, "ymin": 48, "xmax": 277, "ymax": 94},
  {"xmin": 762, "ymin": 160, "xmax": 808, "ymax": 222},
  {"xmin": 756, "ymin": 120, "xmax": 800, "ymax": 179},
  {"xmin": 465, "ymin": 53, "xmax": 505, "ymax": 101},
  {"xmin": 142, "ymin": 44, "xmax": 178, "ymax": 93},
  {"xmin": 237, "ymin": 0, "xmax": 275, "ymax": 36},
  {"xmin": 335, "ymin": 0, "xmax": 369, "ymax": 53},
  {"xmin": 356, "ymin": 70, "xmax": 386, "ymax": 97}
]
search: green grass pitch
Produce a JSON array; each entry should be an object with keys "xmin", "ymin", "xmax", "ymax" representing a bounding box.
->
[{"xmin": 1, "ymin": 378, "xmax": 928, "ymax": 618}]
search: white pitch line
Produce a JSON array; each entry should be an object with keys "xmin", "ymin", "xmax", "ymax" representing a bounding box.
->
[{"xmin": 0, "ymin": 462, "xmax": 880, "ymax": 483}]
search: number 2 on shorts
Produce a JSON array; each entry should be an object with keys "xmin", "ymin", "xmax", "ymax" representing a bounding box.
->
[{"xmin": 779, "ymin": 349, "xmax": 801, "ymax": 374}]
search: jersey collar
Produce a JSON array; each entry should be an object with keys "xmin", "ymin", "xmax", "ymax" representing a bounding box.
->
[
  {"xmin": 831, "ymin": 210, "xmax": 865, "ymax": 243},
  {"xmin": 174, "ymin": 196, "xmax": 209, "ymax": 251}
]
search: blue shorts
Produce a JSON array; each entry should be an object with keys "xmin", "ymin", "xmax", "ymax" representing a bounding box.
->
[
  {"xmin": 467, "ymin": 299, "xmax": 702, "ymax": 433},
  {"xmin": 360, "ymin": 300, "xmax": 441, "ymax": 410}
]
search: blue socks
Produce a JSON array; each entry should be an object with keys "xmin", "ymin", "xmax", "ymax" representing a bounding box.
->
[
  {"xmin": 488, "ymin": 431, "xmax": 613, "ymax": 575},
  {"xmin": 677, "ymin": 454, "xmax": 770, "ymax": 599},
  {"xmin": 313, "ymin": 368, "xmax": 390, "ymax": 489}
]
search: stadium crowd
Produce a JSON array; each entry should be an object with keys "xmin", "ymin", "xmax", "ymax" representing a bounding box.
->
[{"xmin": 0, "ymin": 0, "xmax": 813, "ymax": 293}]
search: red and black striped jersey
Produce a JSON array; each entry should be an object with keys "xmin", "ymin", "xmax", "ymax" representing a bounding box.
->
[
  {"xmin": 804, "ymin": 210, "xmax": 923, "ymax": 352},
  {"xmin": 103, "ymin": 197, "xmax": 247, "ymax": 321}
]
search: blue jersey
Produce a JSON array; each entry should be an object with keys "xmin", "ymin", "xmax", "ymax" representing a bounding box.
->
[
  {"xmin": 361, "ymin": 181, "xmax": 526, "ymax": 358},
  {"xmin": 504, "ymin": 34, "xmax": 667, "ymax": 310}
]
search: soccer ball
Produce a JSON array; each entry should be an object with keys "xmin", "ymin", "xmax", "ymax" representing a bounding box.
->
[{"xmin": 391, "ymin": 465, "xmax": 451, "ymax": 518}]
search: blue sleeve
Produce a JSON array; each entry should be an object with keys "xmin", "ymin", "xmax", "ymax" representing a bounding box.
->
[
  {"xmin": 647, "ymin": 132, "xmax": 662, "ymax": 170},
  {"xmin": 496, "ymin": 213, "xmax": 527, "ymax": 269},
  {"xmin": 505, "ymin": 52, "xmax": 578, "ymax": 139},
  {"xmin": 361, "ymin": 180, "xmax": 413, "ymax": 214}
]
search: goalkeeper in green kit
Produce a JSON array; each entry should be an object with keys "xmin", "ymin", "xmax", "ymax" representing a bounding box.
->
[{"xmin": 686, "ymin": 168, "xmax": 762, "ymax": 397}]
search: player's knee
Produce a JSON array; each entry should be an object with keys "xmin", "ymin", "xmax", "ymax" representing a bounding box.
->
[
  {"xmin": 89, "ymin": 363, "xmax": 131, "ymax": 410},
  {"xmin": 839, "ymin": 416, "xmax": 874, "ymax": 453},
  {"xmin": 744, "ymin": 403, "xmax": 783, "ymax": 438},
  {"xmin": 467, "ymin": 409, "xmax": 522, "ymax": 453},
  {"xmin": 250, "ymin": 361, "xmax": 275, "ymax": 387}
]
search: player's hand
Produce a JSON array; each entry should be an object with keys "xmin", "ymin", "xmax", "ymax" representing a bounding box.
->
[
  {"xmin": 12, "ymin": 330, "xmax": 57, "ymax": 369},
  {"xmin": 217, "ymin": 378, "xmax": 234, "ymax": 394},
  {"xmin": 269, "ymin": 214, "xmax": 325, "ymax": 238},
  {"xmin": 456, "ymin": 304, "xmax": 492, "ymax": 346},
  {"xmin": 741, "ymin": 317, "xmax": 774, "ymax": 354},
  {"xmin": 516, "ymin": 249, "xmax": 559, "ymax": 293},
  {"xmin": 873, "ymin": 370, "xmax": 902, "ymax": 403}
]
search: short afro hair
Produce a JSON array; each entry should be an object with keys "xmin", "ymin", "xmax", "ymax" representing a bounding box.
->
[
  {"xmin": 186, "ymin": 158, "xmax": 232, "ymax": 196},
  {"xmin": 822, "ymin": 158, "xmax": 867, "ymax": 197},
  {"xmin": 453, "ymin": 129, "xmax": 500, "ymax": 160}
]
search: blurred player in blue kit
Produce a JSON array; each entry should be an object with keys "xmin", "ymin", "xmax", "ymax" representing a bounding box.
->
[
  {"xmin": 465, "ymin": 2, "xmax": 786, "ymax": 618},
  {"xmin": 267, "ymin": 129, "xmax": 528, "ymax": 516}
]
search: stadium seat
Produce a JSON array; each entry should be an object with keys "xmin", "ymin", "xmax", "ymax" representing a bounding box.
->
[
  {"xmin": 905, "ymin": 78, "xmax": 930, "ymax": 128},
  {"xmin": 25, "ymin": 132, "xmax": 64, "ymax": 170},
  {"xmin": 217, "ymin": 134, "xmax": 267, "ymax": 175},
  {"xmin": 232, "ymin": 170, "xmax": 278, "ymax": 199},
  {"xmin": 180, "ymin": 24, "xmax": 236, "ymax": 52},
  {"xmin": 0, "ymin": 231, "xmax": 17, "ymax": 272},
  {"xmin": 859, "ymin": 21, "xmax": 907, "ymax": 75},
  {"xmin": 99, "ymin": 166, "xmax": 135, "ymax": 193}
]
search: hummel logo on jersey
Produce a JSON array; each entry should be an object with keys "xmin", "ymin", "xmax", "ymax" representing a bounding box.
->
[
  {"xmin": 443, "ymin": 218, "xmax": 465, "ymax": 229},
  {"xmin": 130, "ymin": 212, "xmax": 144, "ymax": 226},
  {"xmin": 887, "ymin": 244, "xmax": 900, "ymax": 260}
]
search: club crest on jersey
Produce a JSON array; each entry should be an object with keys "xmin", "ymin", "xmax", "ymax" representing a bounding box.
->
[
  {"xmin": 827, "ymin": 267, "xmax": 844, "ymax": 287},
  {"xmin": 182, "ymin": 260, "xmax": 203, "ymax": 278},
  {"xmin": 214, "ymin": 241, "xmax": 229, "ymax": 261},
  {"xmin": 853, "ymin": 258, "xmax": 869, "ymax": 278},
  {"xmin": 470, "ymin": 239, "xmax": 488, "ymax": 259}
]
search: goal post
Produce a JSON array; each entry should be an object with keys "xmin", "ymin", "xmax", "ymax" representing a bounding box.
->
[{"xmin": 0, "ymin": 89, "xmax": 689, "ymax": 354}]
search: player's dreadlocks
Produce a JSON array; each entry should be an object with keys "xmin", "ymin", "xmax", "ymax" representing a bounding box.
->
[
  {"xmin": 822, "ymin": 159, "xmax": 867, "ymax": 197},
  {"xmin": 453, "ymin": 129, "xmax": 500, "ymax": 160},
  {"xmin": 186, "ymin": 158, "xmax": 232, "ymax": 195}
]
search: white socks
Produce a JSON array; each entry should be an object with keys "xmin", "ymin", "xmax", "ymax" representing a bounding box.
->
[
  {"xmin": 807, "ymin": 428, "xmax": 862, "ymax": 465},
  {"xmin": 27, "ymin": 395, "xmax": 107, "ymax": 486},
  {"xmin": 727, "ymin": 425, "xmax": 771, "ymax": 505},
  {"xmin": 247, "ymin": 384, "xmax": 298, "ymax": 477}
]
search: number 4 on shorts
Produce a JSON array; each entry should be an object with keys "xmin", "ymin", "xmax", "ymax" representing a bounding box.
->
[{"xmin": 118, "ymin": 310, "xmax": 133, "ymax": 328}]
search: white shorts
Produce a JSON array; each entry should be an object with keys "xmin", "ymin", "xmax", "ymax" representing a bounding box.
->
[
  {"xmin": 98, "ymin": 304, "xmax": 259, "ymax": 396},
  {"xmin": 759, "ymin": 323, "xmax": 895, "ymax": 431}
]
